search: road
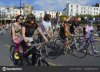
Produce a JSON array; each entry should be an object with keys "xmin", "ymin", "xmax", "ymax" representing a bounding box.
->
[{"xmin": 0, "ymin": 32, "xmax": 100, "ymax": 66}]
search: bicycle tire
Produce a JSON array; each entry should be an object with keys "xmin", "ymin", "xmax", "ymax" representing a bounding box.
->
[
  {"xmin": 72, "ymin": 46, "xmax": 87, "ymax": 58},
  {"xmin": 10, "ymin": 51, "xmax": 19, "ymax": 65},
  {"xmin": 87, "ymin": 42, "xmax": 100, "ymax": 57},
  {"xmin": 41, "ymin": 41, "xmax": 60, "ymax": 59},
  {"xmin": 54, "ymin": 37, "xmax": 66, "ymax": 53}
]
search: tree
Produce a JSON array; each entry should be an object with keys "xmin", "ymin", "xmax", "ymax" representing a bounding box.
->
[
  {"xmin": 60, "ymin": 15, "xmax": 68, "ymax": 18},
  {"xmin": 95, "ymin": 3, "xmax": 99, "ymax": 7}
]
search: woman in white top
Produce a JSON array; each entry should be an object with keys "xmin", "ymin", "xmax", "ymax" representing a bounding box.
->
[{"xmin": 40, "ymin": 14, "xmax": 53, "ymax": 38}]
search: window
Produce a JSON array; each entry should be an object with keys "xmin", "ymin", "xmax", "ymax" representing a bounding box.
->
[
  {"xmin": 71, "ymin": 5, "xmax": 73, "ymax": 7},
  {"xmin": 81, "ymin": 7, "xmax": 83, "ymax": 9},
  {"xmin": 81, "ymin": 11, "xmax": 83, "ymax": 13},
  {"xmin": 94, "ymin": 8, "xmax": 95, "ymax": 10},
  {"xmin": 84, "ymin": 11, "xmax": 85, "ymax": 13},
  {"xmin": 77, "ymin": 10, "xmax": 78, "ymax": 12},
  {"xmin": 71, "ymin": 9, "xmax": 73, "ymax": 12},
  {"xmin": 77, "ymin": 5, "xmax": 78, "ymax": 8}
]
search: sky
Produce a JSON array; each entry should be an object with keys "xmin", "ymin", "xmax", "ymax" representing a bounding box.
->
[{"xmin": 0, "ymin": 0, "xmax": 100, "ymax": 11}]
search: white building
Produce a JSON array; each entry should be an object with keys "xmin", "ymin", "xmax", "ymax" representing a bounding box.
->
[
  {"xmin": 32, "ymin": 10, "xmax": 62, "ymax": 19},
  {"xmin": 63, "ymin": 3, "xmax": 100, "ymax": 16},
  {"xmin": 0, "ymin": 6, "xmax": 23, "ymax": 19}
]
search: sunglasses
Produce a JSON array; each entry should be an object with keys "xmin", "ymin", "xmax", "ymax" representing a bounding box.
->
[{"xmin": 61, "ymin": 21, "xmax": 67, "ymax": 24}]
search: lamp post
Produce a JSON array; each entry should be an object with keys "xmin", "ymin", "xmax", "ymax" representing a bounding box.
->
[
  {"xmin": 0, "ymin": 11, "xmax": 2, "ymax": 24},
  {"xmin": 20, "ymin": 0, "xmax": 22, "ymax": 15}
]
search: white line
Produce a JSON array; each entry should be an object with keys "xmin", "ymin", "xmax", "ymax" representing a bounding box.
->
[
  {"xmin": 48, "ymin": 62, "xmax": 61, "ymax": 66},
  {"xmin": 4, "ymin": 44, "xmax": 10, "ymax": 48}
]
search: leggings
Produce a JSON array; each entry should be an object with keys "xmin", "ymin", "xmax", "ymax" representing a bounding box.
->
[{"xmin": 15, "ymin": 40, "xmax": 26, "ymax": 54}]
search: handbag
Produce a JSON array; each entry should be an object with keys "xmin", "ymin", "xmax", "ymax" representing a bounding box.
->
[{"xmin": 14, "ymin": 35, "xmax": 20, "ymax": 44}]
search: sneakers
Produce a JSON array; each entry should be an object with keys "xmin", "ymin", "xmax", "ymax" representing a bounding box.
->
[
  {"xmin": 14, "ymin": 52, "xmax": 20, "ymax": 60},
  {"xmin": 94, "ymin": 50, "xmax": 99, "ymax": 53},
  {"xmin": 29, "ymin": 54, "xmax": 32, "ymax": 57}
]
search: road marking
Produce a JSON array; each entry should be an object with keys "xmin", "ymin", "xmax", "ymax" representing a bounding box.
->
[
  {"xmin": 48, "ymin": 62, "xmax": 61, "ymax": 66},
  {"xmin": 4, "ymin": 44, "xmax": 10, "ymax": 48}
]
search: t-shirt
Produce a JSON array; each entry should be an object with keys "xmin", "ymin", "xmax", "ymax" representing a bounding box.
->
[
  {"xmin": 86, "ymin": 25, "xmax": 94, "ymax": 33},
  {"xmin": 22, "ymin": 23, "xmax": 38, "ymax": 37},
  {"xmin": 54, "ymin": 17, "xmax": 58, "ymax": 25},
  {"xmin": 42, "ymin": 21, "xmax": 51, "ymax": 30},
  {"xmin": 41, "ymin": 21, "xmax": 51, "ymax": 34}
]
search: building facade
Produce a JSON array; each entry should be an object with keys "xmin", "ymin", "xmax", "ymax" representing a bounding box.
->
[
  {"xmin": 63, "ymin": 3, "xmax": 100, "ymax": 16},
  {"xmin": 32, "ymin": 10, "xmax": 62, "ymax": 19}
]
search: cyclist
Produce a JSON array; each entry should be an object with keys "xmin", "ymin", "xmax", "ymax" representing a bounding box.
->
[
  {"xmin": 85, "ymin": 21, "xmax": 99, "ymax": 53},
  {"xmin": 11, "ymin": 15, "xmax": 25, "ymax": 59},
  {"xmin": 70, "ymin": 19, "xmax": 82, "ymax": 35},
  {"xmin": 39, "ymin": 14, "xmax": 53, "ymax": 40},
  {"xmin": 59, "ymin": 16, "xmax": 72, "ymax": 50},
  {"xmin": 21, "ymin": 14, "xmax": 48, "ymax": 49},
  {"xmin": 21, "ymin": 14, "xmax": 48, "ymax": 65}
]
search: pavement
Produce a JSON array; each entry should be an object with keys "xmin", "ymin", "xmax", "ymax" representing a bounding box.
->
[{"xmin": 0, "ymin": 32, "xmax": 100, "ymax": 66}]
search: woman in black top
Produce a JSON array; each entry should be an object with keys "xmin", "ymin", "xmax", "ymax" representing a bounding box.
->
[{"xmin": 22, "ymin": 14, "xmax": 48, "ymax": 46}]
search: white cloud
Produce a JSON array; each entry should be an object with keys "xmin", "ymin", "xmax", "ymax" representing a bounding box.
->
[{"xmin": 33, "ymin": 0, "xmax": 90, "ymax": 11}]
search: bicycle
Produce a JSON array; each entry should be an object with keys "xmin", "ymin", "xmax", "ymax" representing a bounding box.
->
[
  {"xmin": 10, "ymin": 41, "xmax": 50, "ymax": 66},
  {"xmin": 33, "ymin": 32, "xmax": 60, "ymax": 59},
  {"xmin": 54, "ymin": 34, "xmax": 87, "ymax": 58},
  {"xmin": 73, "ymin": 33, "xmax": 100, "ymax": 57}
]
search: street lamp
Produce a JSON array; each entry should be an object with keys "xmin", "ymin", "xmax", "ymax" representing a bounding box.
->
[
  {"xmin": 20, "ymin": 0, "xmax": 22, "ymax": 15},
  {"xmin": 0, "ymin": 11, "xmax": 2, "ymax": 24}
]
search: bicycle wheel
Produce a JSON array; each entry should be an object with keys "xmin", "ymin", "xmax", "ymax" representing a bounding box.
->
[
  {"xmin": 10, "ymin": 51, "xmax": 19, "ymax": 65},
  {"xmin": 38, "ymin": 59, "xmax": 49, "ymax": 66},
  {"xmin": 42, "ymin": 41, "xmax": 60, "ymax": 59},
  {"xmin": 54, "ymin": 37, "xmax": 67, "ymax": 54},
  {"xmin": 72, "ymin": 45, "xmax": 87, "ymax": 58},
  {"xmin": 87, "ymin": 42, "xmax": 100, "ymax": 57},
  {"xmin": 9, "ymin": 45, "xmax": 18, "ymax": 65}
]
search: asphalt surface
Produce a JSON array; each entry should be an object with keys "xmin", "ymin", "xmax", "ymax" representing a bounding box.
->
[{"xmin": 0, "ymin": 31, "xmax": 100, "ymax": 66}]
